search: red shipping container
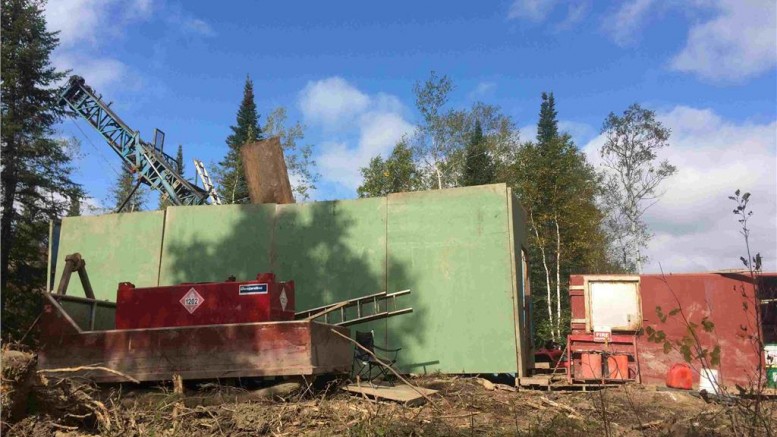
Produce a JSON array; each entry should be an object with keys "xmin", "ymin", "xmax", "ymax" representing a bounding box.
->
[{"xmin": 115, "ymin": 273, "xmax": 295, "ymax": 329}]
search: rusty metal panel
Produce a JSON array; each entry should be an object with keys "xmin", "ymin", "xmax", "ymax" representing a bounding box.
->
[
  {"xmin": 571, "ymin": 273, "xmax": 771, "ymax": 388},
  {"xmin": 53, "ymin": 211, "xmax": 165, "ymax": 301},
  {"xmin": 38, "ymin": 294, "xmax": 351, "ymax": 382},
  {"xmin": 386, "ymin": 184, "xmax": 522, "ymax": 374}
]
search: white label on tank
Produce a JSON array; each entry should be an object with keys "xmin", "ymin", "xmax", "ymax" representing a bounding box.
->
[
  {"xmin": 180, "ymin": 287, "xmax": 204, "ymax": 314},
  {"xmin": 280, "ymin": 289, "xmax": 288, "ymax": 311}
]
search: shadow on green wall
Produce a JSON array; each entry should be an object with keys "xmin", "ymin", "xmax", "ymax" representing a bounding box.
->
[{"xmin": 162, "ymin": 201, "xmax": 429, "ymax": 369}]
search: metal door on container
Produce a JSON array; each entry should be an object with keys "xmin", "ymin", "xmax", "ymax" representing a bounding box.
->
[{"xmin": 588, "ymin": 280, "xmax": 641, "ymax": 331}]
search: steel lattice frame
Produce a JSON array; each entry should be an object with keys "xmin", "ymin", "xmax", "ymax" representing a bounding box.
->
[{"xmin": 60, "ymin": 76, "xmax": 209, "ymax": 206}]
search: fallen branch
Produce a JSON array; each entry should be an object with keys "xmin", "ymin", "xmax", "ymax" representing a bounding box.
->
[
  {"xmin": 438, "ymin": 412, "xmax": 481, "ymax": 419},
  {"xmin": 632, "ymin": 419, "xmax": 664, "ymax": 430},
  {"xmin": 329, "ymin": 328, "xmax": 436, "ymax": 407},
  {"xmin": 38, "ymin": 366, "xmax": 140, "ymax": 384},
  {"xmin": 540, "ymin": 397, "xmax": 584, "ymax": 420}
]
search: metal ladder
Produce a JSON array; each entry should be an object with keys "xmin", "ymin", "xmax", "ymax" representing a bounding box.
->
[
  {"xmin": 193, "ymin": 159, "xmax": 222, "ymax": 205},
  {"xmin": 295, "ymin": 290, "xmax": 412, "ymax": 326}
]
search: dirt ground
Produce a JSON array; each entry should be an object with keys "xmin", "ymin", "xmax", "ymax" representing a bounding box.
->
[
  {"xmin": 4, "ymin": 369, "xmax": 776, "ymax": 436},
  {"xmin": 2, "ymin": 348, "xmax": 775, "ymax": 436}
]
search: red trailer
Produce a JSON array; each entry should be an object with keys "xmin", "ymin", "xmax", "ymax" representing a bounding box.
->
[
  {"xmin": 37, "ymin": 256, "xmax": 417, "ymax": 383},
  {"xmin": 568, "ymin": 272, "xmax": 777, "ymax": 389},
  {"xmin": 38, "ymin": 291, "xmax": 351, "ymax": 383}
]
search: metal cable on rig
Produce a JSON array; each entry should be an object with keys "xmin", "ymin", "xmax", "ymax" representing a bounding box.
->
[{"xmin": 69, "ymin": 118, "xmax": 123, "ymax": 177}]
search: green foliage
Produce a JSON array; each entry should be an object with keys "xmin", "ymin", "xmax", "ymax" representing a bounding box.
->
[
  {"xmin": 159, "ymin": 144, "xmax": 185, "ymax": 209},
  {"xmin": 110, "ymin": 171, "xmax": 146, "ymax": 212},
  {"xmin": 357, "ymin": 140, "xmax": 421, "ymax": 197},
  {"xmin": 599, "ymin": 103, "xmax": 676, "ymax": 272},
  {"xmin": 536, "ymin": 92, "xmax": 558, "ymax": 144},
  {"xmin": 411, "ymin": 71, "xmax": 457, "ymax": 189},
  {"xmin": 217, "ymin": 76, "xmax": 263, "ymax": 204},
  {"xmin": 509, "ymin": 92, "xmax": 612, "ymax": 342},
  {"xmin": 67, "ymin": 194, "xmax": 81, "ymax": 217},
  {"xmin": 1, "ymin": 0, "xmax": 83, "ymax": 342},
  {"xmin": 646, "ymin": 304, "xmax": 721, "ymax": 369},
  {"xmin": 263, "ymin": 107, "xmax": 319, "ymax": 200},
  {"xmin": 461, "ymin": 120, "xmax": 495, "ymax": 186}
]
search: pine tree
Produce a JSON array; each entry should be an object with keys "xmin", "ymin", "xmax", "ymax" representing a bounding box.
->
[
  {"xmin": 510, "ymin": 92, "xmax": 611, "ymax": 343},
  {"xmin": 461, "ymin": 120, "xmax": 495, "ymax": 186},
  {"xmin": 537, "ymin": 92, "xmax": 558, "ymax": 145},
  {"xmin": 217, "ymin": 76, "xmax": 262, "ymax": 204},
  {"xmin": 1, "ymin": 0, "xmax": 83, "ymax": 341},
  {"xmin": 67, "ymin": 194, "xmax": 81, "ymax": 217},
  {"xmin": 110, "ymin": 171, "xmax": 146, "ymax": 212},
  {"xmin": 159, "ymin": 144, "xmax": 185, "ymax": 209}
]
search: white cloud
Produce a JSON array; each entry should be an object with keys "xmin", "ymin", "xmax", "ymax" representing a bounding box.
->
[
  {"xmin": 602, "ymin": 0, "xmax": 655, "ymax": 46},
  {"xmin": 44, "ymin": 0, "xmax": 105, "ymax": 48},
  {"xmin": 308, "ymin": 78, "xmax": 414, "ymax": 192},
  {"xmin": 508, "ymin": 0, "xmax": 557, "ymax": 22},
  {"xmin": 52, "ymin": 53, "xmax": 129, "ymax": 91},
  {"xmin": 671, "ymin": 0, "xmax": 777, "ymax": 82},
  {"xmin": 556, "ymin": 1, "xmax": 590, "ymax": 30},
  {"xmin": 299, "ymin": 77, "xmax": 371, "ymax": 128},
  {"xmin": 558, "ymin": 120, "xmax": 596, "ymax": 144},
  {"xmin": 44, "ymin": 0, "xmax": 213, "ymax": 90},
  {"xmin": 181, "ymin": 18, "xmax": 215, "ymax": 36},
  {"xmin": 583, "ymin": 106, "xmax": 777, "ymax": 273},
  {"xmin": 469, "ymin": 82, "xmax": 497, "ymax": 100},
  {"xmin": 520, "ymin": 124, "xmax": 537, "ymax": 143}
]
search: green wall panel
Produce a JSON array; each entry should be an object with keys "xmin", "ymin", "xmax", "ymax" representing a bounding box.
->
[
  {"xmin": 54, "ymin": 211, "xmax": 165, "ymax": 301},
  {"xmin": 49, "ymin": 184, "xmax": 526, "ymax": 374},
  {"xmin": 271, "ymin": 198, "xmax": 387, "ymax": 309},
  {"xmin": 158, "ymin": 204, "xmax": 275, "ymax": 285},
  {"xmin": 271, "ymin": 198, "xmax": 389, "ymax": 343},
  {"xmin": 386, "ymin": 184, "xmax": 520, "ymax": 374}
]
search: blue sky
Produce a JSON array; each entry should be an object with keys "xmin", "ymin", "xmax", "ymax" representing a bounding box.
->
[{"xmin": 45, "ymin": 0, "xmax": 776, "ymax": 272}]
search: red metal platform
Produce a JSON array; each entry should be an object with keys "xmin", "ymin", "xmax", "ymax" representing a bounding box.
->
[{"xmin": 38, "ymin": 293, "xmax": 351, "ymax": 383}]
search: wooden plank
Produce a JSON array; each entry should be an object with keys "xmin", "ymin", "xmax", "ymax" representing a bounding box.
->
[
  {"xmin": 343, "ymin": 383, "xmax": 437, "ymax": 404},
  {"xmin": 241, "ymin": 137, "xmax": 294, "ymax": 204}
]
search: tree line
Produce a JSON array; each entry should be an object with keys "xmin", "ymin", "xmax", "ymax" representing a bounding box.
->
[
  {"xmin": 0, "ymin": 0, "xmax": 675, "ymax": 346},
  {"xmin": 356, "ymin": 73, "xmax": 676, "ymax": 343}
]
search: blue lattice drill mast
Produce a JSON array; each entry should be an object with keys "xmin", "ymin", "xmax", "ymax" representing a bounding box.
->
[{"xmin": 59, "ymin": 76, "xmax": 210, "ymax": 206}]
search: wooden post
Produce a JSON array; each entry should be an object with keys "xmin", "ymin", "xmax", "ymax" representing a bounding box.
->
[{"xmin": 240, "ymin": 136, "xmax": 295, "ymax": 204}]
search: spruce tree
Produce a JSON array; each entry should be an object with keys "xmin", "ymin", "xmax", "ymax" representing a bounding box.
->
[
  {"xmin": 462, "ymin": 120, "xmax": 495, "ymax": 186},
  {"xmin": 510, "ymin": 92, "xmax": 611, "ymax": 343},
  {"xmin": 218, "ymin": 76, "xmax": 263, "ymax": 204},
  {"xmin": 536, "ymin": 92, "xmax": 558, "ymax": 145},
  {"xmin": 159, "ymin": 144, "xmax": 185, "ymax": 209},
  {"xmin": 110, "ymin": 171, "xmax": 146, "ymax": 212},
  {"xmin": 1, "ymin": 0, "xmax": 83, "ymax": 340},
  {"xmin": 67, "ymin": 194, "xmax": 81, "ymax": 217}
]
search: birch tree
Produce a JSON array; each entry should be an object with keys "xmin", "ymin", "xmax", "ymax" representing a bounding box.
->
[
  {"xmin": 599, "ymin": 104, "xmax": 676, "ymax": 273},
  {"xmin": 511, "ymin": 92, "xmax": 609, "ymax": 342}
]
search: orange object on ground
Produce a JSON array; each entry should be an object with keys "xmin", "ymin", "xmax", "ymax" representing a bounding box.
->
[
  {"xmin": 666, "ymin": 363, "xmax": 693, "ymax": 389},
  {"xmin": 608, "ymin": 354, "xmax": 629, "ymax": 379},
  {"xmin": 580, "ymin": 353, "xmax": 603, "ymax": 379}
]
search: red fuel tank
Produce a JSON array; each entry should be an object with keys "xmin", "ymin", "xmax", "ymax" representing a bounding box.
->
[
  {"xmin": 115, "ymin": 273, "xmax": 295, "ymax": 329},
  {"xmin": 666, "ymin": 363, "xmax": 693, "ymax": 390}
]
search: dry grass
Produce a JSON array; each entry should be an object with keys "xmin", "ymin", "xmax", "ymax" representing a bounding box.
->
[{"xmin": 4, "ymin": 372, "xmax": 774, "ymax": 437}]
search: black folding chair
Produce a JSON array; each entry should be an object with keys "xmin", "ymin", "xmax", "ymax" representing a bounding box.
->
[{"xmin": 352, "ymin": 330, "xmax": 401, "ymax": 385}]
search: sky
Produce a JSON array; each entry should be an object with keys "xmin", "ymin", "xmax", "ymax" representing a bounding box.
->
[{"xmin": 44, "ymin": 0, "xmax": 776, "ymax": 273}]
